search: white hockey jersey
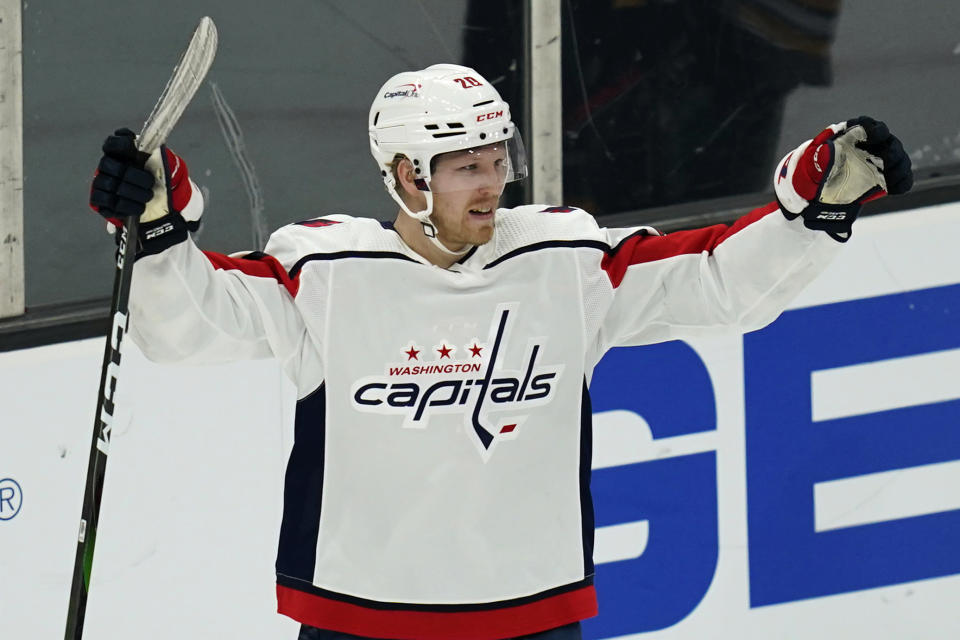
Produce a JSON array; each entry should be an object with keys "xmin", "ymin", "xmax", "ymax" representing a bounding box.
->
[{"xmin": 129, "ymin": 202, "xmax": 840, "ymax": 639}]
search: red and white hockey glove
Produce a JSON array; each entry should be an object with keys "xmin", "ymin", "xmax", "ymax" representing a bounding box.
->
[
  {"xmin": 90, "ymin": 128, "xmax": 204, "ymax": 255},
  {"xmin": 774, "ymin": 116, "xmax": 913, "ymax": 242}
]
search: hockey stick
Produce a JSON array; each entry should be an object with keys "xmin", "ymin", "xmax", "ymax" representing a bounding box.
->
[{"xmin": 64, "ymin": 17, "xmax": 218, "ymax": 640}]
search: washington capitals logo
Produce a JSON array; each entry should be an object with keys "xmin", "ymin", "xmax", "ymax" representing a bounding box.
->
[
  {"xmin": 383, "ymin": 83, "xmax": 421, "ymax": 99},
  {"xmin": 350, "ymin": 304, "xmax": 563, "ymax": 458}
]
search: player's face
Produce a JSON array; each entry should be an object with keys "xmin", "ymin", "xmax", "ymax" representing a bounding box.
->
[{"xmin": 428, "ymin": 144, "xmax": 508, "ymax": 248}]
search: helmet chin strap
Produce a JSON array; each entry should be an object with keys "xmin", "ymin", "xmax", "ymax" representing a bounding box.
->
[{"xmin": 389, "ymin": 184, "xmax": 472, "ymax": 258}]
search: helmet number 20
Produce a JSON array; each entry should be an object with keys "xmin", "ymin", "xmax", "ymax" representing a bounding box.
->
[{"xmin": 453, "ymin": 76, "xmax": 483, "ymax": 89}]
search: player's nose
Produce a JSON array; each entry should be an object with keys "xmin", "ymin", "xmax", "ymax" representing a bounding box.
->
[{"xmin": 476, "ymin": 168, "xmax": 502, "ymax": 195}]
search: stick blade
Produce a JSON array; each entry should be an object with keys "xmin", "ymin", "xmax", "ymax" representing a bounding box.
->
[{"xmin": 138, "ymin": 16, "xmax": 218, "ymax": 153}]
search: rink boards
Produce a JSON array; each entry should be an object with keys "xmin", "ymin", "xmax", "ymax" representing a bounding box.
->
[{"xmin": 1, "ymin": 203, "xmax": 958, "ymax": 639}]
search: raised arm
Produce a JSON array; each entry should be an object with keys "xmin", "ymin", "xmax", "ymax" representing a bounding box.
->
[
  {"xmin": 591, "ymin": 117, "xmax": 912, "ymax": 350},
  {"xmin": 89, "ymin": 129, "xmax": 307, "ymax": 369}
]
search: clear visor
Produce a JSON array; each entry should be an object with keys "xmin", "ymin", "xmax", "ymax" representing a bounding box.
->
[{"xmin": 426, "ymin": 135, "xmax": 527, "ymax": 195}]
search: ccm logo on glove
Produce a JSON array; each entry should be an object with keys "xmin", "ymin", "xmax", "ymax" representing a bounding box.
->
[
  {"xmin": 89, "ymin": 128, "xmax": 204, "ymax": 256},
  {"xmin": 775, "ymin": 116, "xmax": 913, "ymax": 242}
]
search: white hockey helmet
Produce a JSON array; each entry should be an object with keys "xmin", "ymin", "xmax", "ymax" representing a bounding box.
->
[{"xmin": 369, "ymin": 64, "xmax": 527, "ymax": 250}]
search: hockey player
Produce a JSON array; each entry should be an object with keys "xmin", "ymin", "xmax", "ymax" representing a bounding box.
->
[{"xmin": 89, "ymin": 64, "xmax": 912, "ymax": 640}]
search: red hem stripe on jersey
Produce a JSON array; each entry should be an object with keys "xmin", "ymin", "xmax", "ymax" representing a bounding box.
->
[
  {"xmin": 276, "ymin": 583, "xmax": 598, "ymax": 640},
  {"xmin": 601, "ymin": 201, "xmax": 781, "ymax": 288},
  {"xmin": 202, "ymin": 250, "xmax": 300, "ymax": 297}
]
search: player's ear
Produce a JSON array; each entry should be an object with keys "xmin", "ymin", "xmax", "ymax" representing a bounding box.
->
[{"xmin": 395, "ymin": 158, "xmax": 420, "ymax": 197}]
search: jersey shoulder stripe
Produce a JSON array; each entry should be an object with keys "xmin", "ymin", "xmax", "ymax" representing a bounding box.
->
[
  {"xmin": 288, "ymin": 250, "xmax": 418, "ymax": 278},
  {"xmin": 265, "ymin": 214, "xmax": 406, "ymax": 272}
]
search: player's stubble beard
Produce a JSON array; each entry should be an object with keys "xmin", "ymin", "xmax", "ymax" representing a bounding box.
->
[{"xmin": 432, "ymin": 197, "xmax": 498, "ymax": 249}]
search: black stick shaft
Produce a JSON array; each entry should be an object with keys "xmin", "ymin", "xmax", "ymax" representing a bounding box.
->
[{"xmin": 64, "ymin": 215, "xmax": 139, "ymax": 640}]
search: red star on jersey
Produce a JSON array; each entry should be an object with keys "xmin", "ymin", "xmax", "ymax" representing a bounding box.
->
[
  {"xmin": 405, "ymin": 346, "xmax": 420, "ymax": 361},
  {"xmin": 437, "ymin": 344, "xmax": 453, "ymax": 359},
  {"xmin": 469, "ymin": 343, "xmax": 483, "ymax": 357}
]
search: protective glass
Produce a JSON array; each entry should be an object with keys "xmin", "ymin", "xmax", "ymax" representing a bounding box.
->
[{"xmin": 426, "ymin": 135, "xmax": 527, "ymax": 195}]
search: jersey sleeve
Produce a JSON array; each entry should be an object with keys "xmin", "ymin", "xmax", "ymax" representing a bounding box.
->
[
  {"xmin": 588, "ymin": 201, "xmax": 842, "ymax": 351},
  {"xmin": 128, "ymin": 233, "xmax": 308, "ymax": 374}
]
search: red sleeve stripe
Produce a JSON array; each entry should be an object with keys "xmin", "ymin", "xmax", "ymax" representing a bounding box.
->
[
  {"xmin": 277, "ymin": 583, "xmax": 597, "ymax": 640},
  {"xmin": 202, "ymin": 250, "xmax": 300, "ymax": 297},
  {"xmin": 601, "ymin": 201, "xmax": 780, "ymax": 288}
]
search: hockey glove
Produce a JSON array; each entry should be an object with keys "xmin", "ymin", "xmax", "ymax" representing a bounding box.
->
[
  {"xmin": 90, "ymin": 128, "xmax": 203, "ymax": 255},
  {"xmin": 774, "ymin": 116, "xmax": 913, "ymax": 242}
]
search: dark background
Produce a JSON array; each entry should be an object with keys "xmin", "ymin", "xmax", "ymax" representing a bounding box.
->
[{"xmin": 21, "ymin": 0, "xmax": 960, "ymax": 305}]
